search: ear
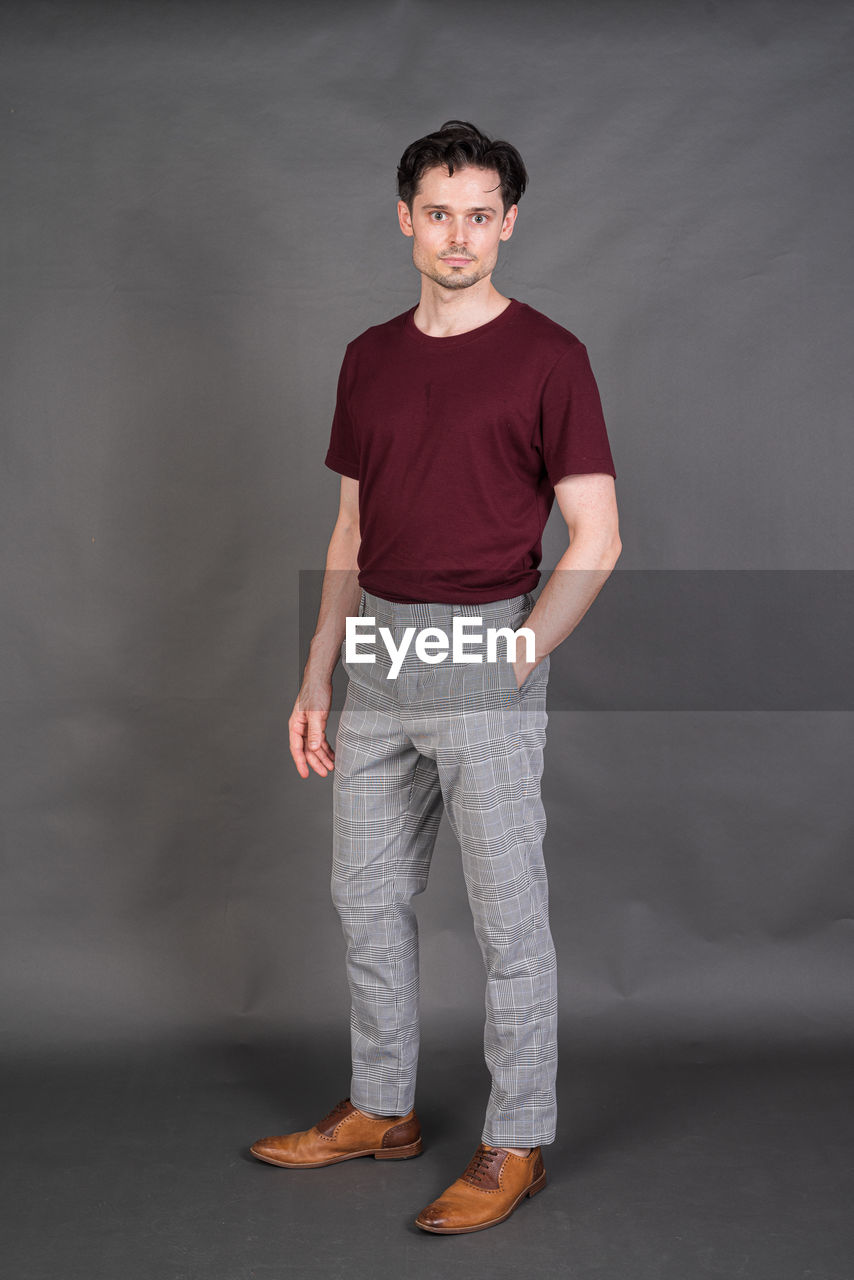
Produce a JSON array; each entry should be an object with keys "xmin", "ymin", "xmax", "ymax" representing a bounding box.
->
[
  {"xmin": 397, "ymin": 199, "xmax": 414, "ymax": 238},
  {"xmin": 499, "ymin": 204, "xmax": 518, "ymax": 242}
]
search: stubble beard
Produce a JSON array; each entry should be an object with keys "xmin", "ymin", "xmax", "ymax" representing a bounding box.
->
[{"xmin": 415, "ymin": 250, "xmax": 493, "ymax": 291}]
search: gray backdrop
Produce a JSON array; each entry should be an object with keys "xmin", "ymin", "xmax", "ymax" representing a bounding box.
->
[{"xmin": 1, "ymin": 0, "xmax": 852, "ymax": 1059}]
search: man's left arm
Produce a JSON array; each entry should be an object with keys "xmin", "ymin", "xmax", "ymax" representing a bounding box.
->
[{"xmin": 512, "ymin": 473, "xmax": 622, "ymax": 688}]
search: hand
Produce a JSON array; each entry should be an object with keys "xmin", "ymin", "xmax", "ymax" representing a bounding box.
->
[
  {"xmin": 512, "ymin": 656, "xmax": 536, "ymax": 691},
  {"xmin": 511, "ymin": 616, "xmax": 537, "ymax": 692},
  {"xmin": 289, "ymin": 675, "xmax": 335, "ymax": 779}
]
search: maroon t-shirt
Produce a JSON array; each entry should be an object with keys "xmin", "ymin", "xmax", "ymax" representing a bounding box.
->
[{"xmin": 324, "ymin": 298, "xmax": 616, "ymax": 604}]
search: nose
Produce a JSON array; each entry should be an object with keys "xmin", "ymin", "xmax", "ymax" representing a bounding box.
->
[{"xmin": 446, "ymin": 215, "xmax": 469, "ymax": 245}]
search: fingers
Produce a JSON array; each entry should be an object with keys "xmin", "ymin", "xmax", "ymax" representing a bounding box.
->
[
  {"xmin": 306, "ymin": 712, "xmax": 335, "ymax": 769},
  {"xmin": 305, "ymin": 711, "xmax": 325, "ymax": 755},
  {"xmin": 304, "ymin": 745, "xmax": 333, "ymax": 777},
  {"xmin": 303, "ymin": 737, "xmax": 335, "ymax": 777},
  {"xmin": 289, "ymin": 722, "xmax": 311, "ymax": 779},
  {"xmin": 289, "ymin": 710, "xmax": 335, "ymax": 778}
]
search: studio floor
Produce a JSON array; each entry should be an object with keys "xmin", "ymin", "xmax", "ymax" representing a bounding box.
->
[{"xmin": 2, "ymin": 1029, "xmax": 852, "ymax": 1280}]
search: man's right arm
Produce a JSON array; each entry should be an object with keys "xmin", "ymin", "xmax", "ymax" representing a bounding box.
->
[{"xmin": 289, "ymin": 476, "xmax": 361, "ymax": 779}]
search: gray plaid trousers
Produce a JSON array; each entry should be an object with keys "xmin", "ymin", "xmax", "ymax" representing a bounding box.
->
[{"xmin": 331, "ymin": 590, "xmax": 557, "ymax": 1147}]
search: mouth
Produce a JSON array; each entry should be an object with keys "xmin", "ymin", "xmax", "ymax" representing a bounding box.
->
[{"xmin": 441, "ymin": 257, "xmax": 474, "ymax": 266}]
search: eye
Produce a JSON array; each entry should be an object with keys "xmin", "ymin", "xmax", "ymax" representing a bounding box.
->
[
  {"xmin": 430, "ymin": 211, "xmax": 446, "ymax": 221},
  {"xmin": 472, "ymin": 214, "xmax": 487, "ymax": 224}
]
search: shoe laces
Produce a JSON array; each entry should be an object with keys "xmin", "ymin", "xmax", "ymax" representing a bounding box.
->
[
  {"xmin": 318, "ymin": 1097, "xmax": 352, "ymax": 1129},
  {"xmin": 463, "ymin": 1144, "xmax": 499, "ymax": 1186}
]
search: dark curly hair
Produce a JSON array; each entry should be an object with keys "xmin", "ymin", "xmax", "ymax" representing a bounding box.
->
[{"xmin": 397, "ymin": 120, "xmax": 528, "ymax": 214}]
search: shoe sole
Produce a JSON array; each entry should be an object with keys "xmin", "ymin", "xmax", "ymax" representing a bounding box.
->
[
  {"xmin": 250, "ymin": 1138, "xmax": 423, "ymax": 1168},
  {"xmin": 414, "ymin": 1169, "xmax": 547, "ymax": 1233}
]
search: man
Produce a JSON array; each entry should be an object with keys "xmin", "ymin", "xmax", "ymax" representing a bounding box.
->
[{"xmin": 250, "ymin": 121, "xmax": 621, "ymax": 1234}]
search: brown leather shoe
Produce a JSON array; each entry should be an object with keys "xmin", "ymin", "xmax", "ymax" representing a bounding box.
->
[
  {"xmin": 414, "ymin": 1142, "xmax": 546, "ymax": 1233},
  {"xmin": 250, "ymin": 1097, "xmax": 423, "ymax": 1168}
]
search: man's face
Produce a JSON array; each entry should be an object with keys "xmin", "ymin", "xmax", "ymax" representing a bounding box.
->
[{"xmin": 397, "ymin": 164, "xmax": 517, "ymax": 291}]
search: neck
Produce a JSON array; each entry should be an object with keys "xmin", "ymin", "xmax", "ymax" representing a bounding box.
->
[{"xmin": 412, "ymin": 279, "xmax": 511, "ymax": 338}]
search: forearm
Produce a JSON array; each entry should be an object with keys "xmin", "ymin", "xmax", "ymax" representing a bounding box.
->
[
  {"xmin": 518, "ymin": 533, "xmax": 622, "ymax": 675},
  {"xmin": 306, "ymin": 522, "xmax": 362, "ymax": 682}
]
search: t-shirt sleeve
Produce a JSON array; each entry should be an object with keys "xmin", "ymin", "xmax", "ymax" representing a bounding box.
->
[
  {"xmin": 324, "ymin": 345, "xmax": 360, "ymax": 480},
  {"xmin": 538, "ymin": 342, "xmax": 616, "ymax": 485}
]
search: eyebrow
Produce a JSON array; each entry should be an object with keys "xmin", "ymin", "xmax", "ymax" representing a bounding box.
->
[{"xmin": 421, "ymin": 203, "xmax": 498, "ymax": 213}]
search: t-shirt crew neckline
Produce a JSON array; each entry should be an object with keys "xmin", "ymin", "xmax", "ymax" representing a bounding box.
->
[{"xmin": 403, "ymin": 297, "xmax": 521, "ymax": 349}]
